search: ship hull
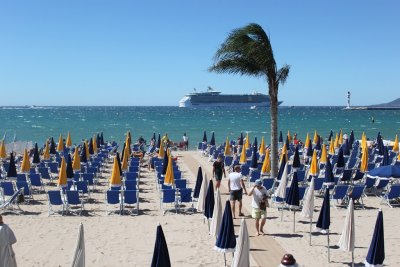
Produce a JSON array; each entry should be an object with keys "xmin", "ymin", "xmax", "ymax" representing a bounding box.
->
[{"xmin": 179, "ymin": 94, "xmax": 282, "ymax": 108}]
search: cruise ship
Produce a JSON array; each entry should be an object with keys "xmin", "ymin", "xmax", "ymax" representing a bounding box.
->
[{"xmin": 179, "ymin": 87, "xmax": 281, "ymax": 107}]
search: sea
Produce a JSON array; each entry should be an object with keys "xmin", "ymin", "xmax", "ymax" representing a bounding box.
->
[{"xmin": 1, "ymin": 106, "xmax": 400, "ymax": 148}]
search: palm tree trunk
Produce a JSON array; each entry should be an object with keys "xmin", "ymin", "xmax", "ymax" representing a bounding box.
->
[{"xmin": 269, "ymin": 85, "xmax": 279, "ymax": 177}]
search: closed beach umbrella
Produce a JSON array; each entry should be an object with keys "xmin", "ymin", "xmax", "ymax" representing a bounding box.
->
[
  {"xmin": 158, "ymin": 140, "xmax": 165, "ymax": 159},
  {"xmin": 58, "ymin": 157, "xmax": 67, "ymax": 187},
  {"xmin": 224, "ymin": 137, "xmax": 231, "ymax": 156},
  {"xmin": 121, "ymin": 143, "xmax": 129, "ymax": 171},
  {"xmin": 57, "ymin": 134, "xmax": 64, "ymax": 152},
  {"xmin": 349, "ymin": 130, "xmax": 355, "ymax": 147},
  {"xmin": 20, "ymin": 148, "xmax": 31, "ymax": 173},
  {"xmin": 304, "ymin": 133, "xmax": 310, "ymax": 149},
  {"xmin": 261, "ymin": 148, "xmax": 271, "ymax": 175},
  {"xmin": 325, "ymin": 160, "xmax": 335, "ymax": 184},
  {"xmin": 121, "ymin": 143, "xmax": 126, "ymax": 166},
  {"xmin": 88, "ymin": 138, "xmax": 94, "ymax": 155},
  {"xmin": 253, "ymin": 137, "xmax": 258, "ymax": 153},
  {"xmin": 215, "ymin": 200, "xmax": 237, "ymax": 265},
  {"xmin": 320, "ymin": 144, "xmax": 327, "ymax": 165},
  {"xmin": 316, "ymin": 188, "xmax": 331, "ymax": 262},
  {"xmin": 342, "ymin": 139, "xmax": 351, "ymax": 156},
  {"xmin": 164, "ymin": 155, "xmax": 175, "ymax": 186},
  {"xmin": 275, "ymin": 162, "xmax": 288, "ymax": 198},
  {"xmin": 334, "ymin": 133, "xmax": 339, "ymax": 149},
  {"xmin": 313, "ymin": 130, "xmax": 318, "ymax": 144},
  {"xmin": 365, "ymin": 210, "xmax": 385, "ymax": 267},
  {"xmin": 309, "ymin": 150, "xmax": 319, "ymax": 177},
  {"xmin": 32, "ymin": 143, "xmax": 40, "ymax": 164},
  {"xmin": 360, "ymin": 146, "xmax": 368, "ymax": 173},
  {"xmin": 392, "ymin": 134, "xmax": 399, "ymax": 152},
  {"xmin": 285, "ymin": 136, "xmax": 290, "ymax": 151},
  {"xmin": 292, "ymin": 146, "xmax": 301, "ymax": 168},
  {"xmin": 0, "ymin": 139, "xmax": 7, "ymax": 159},
  {"xmin": 203, "ymin": 131, "xmax": 208, "ymax": 143},
  {"xmin": 259, "ymin": 136, "xmax": 265, "ymax": 155},
  {"xmin": 328, "ymin": 139, "xmax": 335, "ymax": 155},
  {"xmin": 161, "ymin": 150, "xmax": 169, "ymax": 175},
  {"xmin": 301, "ymin": 177, "xmax": 315, "ymax": 245},
  {"xmin": 315, "ymin": 135, "xmax": 321, "ymax": 150},
  {"xmin": 80, "ymin": 144, "xmax": 87, "ymax": 163},
  {"xmin": 92, "ymin": 136, "xmax": 98, "ymax": 154},
  {"xmin": 239, "ymin": 133, "xmax": 243, "ymax": 146},
  {"xmin": 96, "ymin": 134, "xmax": 101, "ymax": 149},
  {"xmin": 250, "ymin": 145, "xmax": 258, "ymax": 169},
  {"xmin": 280, "ymin": 143, "xmax": 288, "ymax": 163},
  {"xmin": 239, "ymin": 145, "xmax": 247, "ymax": 164},
  {"xmin": 152, "ymin": 132, "xmax": 156, "ymax": 142},
  {"xmin": 66, "ymin": 132, "xmax": 72, "ymax": 148},
  {"xmin": 306, "ymin": 143, "xmax": 313, "ymax": 158},
  {"xmin": 72, "ymin": 147, "xmax": 81, "ymax": 171},
  {"xmin": 337, "ymin": 147, "xmax": 345, "ymax": 168},
  {"xmin": 204, "ymin": 180, "xmax": 215, "ymax": 227},
  {"xmin": 328, "ymin": 130, "xmax": 333, "ymax": 142},
  {"xmin": 100, "ymin": 132, "xmax": 104, "ymax": 146},
  {"xmin": 338, "ymin": 199, "xmax": 355, "ymax": 267},
  {"xmin": 7, "ymin": 153, "xmax": 17, "ymax": 178},
  {"xmin": 339, "ymin": 129, "xmax": 343, "ymax": 145},
  {"xmin": 210, "ymin": 132, "xmax": 216, "ymax": 146},
  {"xmin": 197, "ymin": 173, "xmax": 209, "ymax": 212},
  {"xmin": 279, "ymin": 131, "xmax": 283, "ymax": 143},
  {"xmin": 50, "ymin": 137, "xmax": 56, "ymax": 154},
  {"xmin": 210, "ymin": 188, "xmax": 222, "ymax": 238},
  {"xmin": 84, "ymin": 140, "xmax": 90, "ymax": 160},
  {"xmin": 285, "ymin": 172, "xmax": 300, "ymax": 232},
  {"xmin": 116, "ymin": 152, "xmax": 122, "ymax": 176},
  {"xmin": 231, "ymin": 218, "xmax": 250, "ymax": 267},
  {"xmin": 43, "ymin": 141, "xmax": 50, "ymax": 160},
  {"xmin": 193, "ymin": 166, "xmax": 203, "ymax": 199},
  {"xmin": 381, "ymin": 146, "xmax": 389, "ymax": 166},
  {"xmin": 287, "ymin": 130, "xmax": 291, "ymax": 142},
  {"xmin": 244, "ymin": 133, "xmax": 250, "ymax": 150},
  {"xmin": 71, "ymin": 223, "xmax": 85, "ymax": 267},
  {"xmin": 66, "ymin": 154, "xmax": 74, "ymax": 179},
  {"xmin": 276, "ymin": 156, "xmax": 287, "ymax": 181},
  {"xmin": 151, "ymin": 225, "xmax": 171, "ymax": 267},
  {"xmin": 109, "ymin": 156, "xmax": 121, "ymax": 187}
]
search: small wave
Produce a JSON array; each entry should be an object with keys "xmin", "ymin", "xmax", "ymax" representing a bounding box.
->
[{"xmin": 32, "ymin": 125, "xmax": 44, "ymax": 128}]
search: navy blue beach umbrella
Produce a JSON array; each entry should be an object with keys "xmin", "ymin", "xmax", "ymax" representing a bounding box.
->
[
  {"xmin": 116, "ymin": 152, "xmax": 122, "ymax": 176},
  {"xmin": 250, "ymin": 145, "xmax": 258, "ymax": 169},
  {"xmin": 377, "ymin": 135, "xmax": 384, "ymax": 156},
  {"xmin": 239, "ymin": 133, "xmax": 243, "ymax": 146},
  {"xmin": 7, "ymin": 152, "xmax": 17, "ymax": 178},
  {"xmin": 203, "ymin": 131, "xmax": 208, "ymax": 143},
  {"xmin": 66, "ymin": 154, "xmax": 74, "ymax": 179},
  {"xmin": 96, "ymin": 134, "xmax": 101, "ymax": 148},
  {"xmin": 204, "ymin": 180, "xmax": 215, "ymax": 221},
  {"xmin": 306, "ymin": 145, "xmax": 313, "ymax": 158},
  {"xmin": 277, "ymin": 156, "xmax": 287, "ymax": 181},
  {"xmin": 279, "ymin": 131, "xmax": 283, "ymax": 143},
  {"xmin": 49, "ymin": 137, "xmax": 56, "ymax": 154},
  {"xmin": 365, "ymin": 210, "xmax": 385, "ymax": 266},
  {"xmin": 315, "ymin": 135, "xmax": 321, "ymax": 151},
  {"xmin": 285, "ymin": 136, "xmax": 290, "ymax": 151},
  {"xmin": 324, "ymin": 160, "xmax": 335, "ymax": 184},
  {"xmin": 32, "ymin": 143, "xmax": 41, "ymax": 164},
  {"xmin": 152, "ymin": 132, "xmax": 156, "ymax": 142},
  {"xmin": 381, "ymin": 146, "xmax": 390, "ymax": 166},
  {"xmin": 253, "ymin": 137, "xmax": 258, "ymax": 152},
  {"xmin": 88, "ymin": 138, "xmax": 94, "ymax": 155},
  {"xmin": 157, "ymin": 134, "xmax": 161, "ymax": 149},
  {"xmin": 292, "ymin": 146, "xmax": 301, "ymax": 169},
  {"xmin": 368, "ymin": 165, "xmax": 400, "ymax": 179},
  {"xmin": 120, "ymin": 142, "xmax": 126, "ymax": 164},
  {"xmin": 286, "ymin": 172, "xmax": 300, "ymax": 232},
  {"xmin": 151, "ymin": 225, "xmax": 171, "ymax": 267},
  {"xmin": 193, "ymin": 166, "xmax": 203, "ymax": 199},
  {"xmin": 215, "ymin": 200, "xmax": 237, "ymax": 265},
  {"xmin": 100, "ymin": 132, "xmax": 104, "ymax": 146},
  {"xmin": 328, "ymin": 130, "xmax": 333, "ymax": 142},
  {"xmin": 210, "ymin": 132, "xmax": 216, "ymax": 146},
  {"xmin": 342, "ymin": 139, "xmax": 351, "ymax": 156},
  {"xmin": 349, "ymin": 130, "xmax": 355, "ymax": 147},
  {"xmin": 336, "ymin": 147, "xmax": 345, "ymax": 168},
  {"xmin": 162, "ymin": 150, "xmax": 168, "ymax": 175},
  {"xmin": 316, "ymin": 188, "xmax": 331, "ymax": 262},
  {"xmin": 80, "ymin": 144, "xmax": 87, "ymax": 163}
]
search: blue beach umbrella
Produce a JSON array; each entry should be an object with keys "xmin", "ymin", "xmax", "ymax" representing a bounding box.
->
[
  {"xmin": 203, "ymin": 131, "xmax": 208, "ymax": 143},
  {"xmin": 50, "ymin": 137, "xmax": 57, "ymax": 155},
  {"xmin": 349, "ymin": 130, "xmax": 355, "ymax": 147},
  {"xmin": 316, "ymin": 188, "xmax": 331, "ymax": 262},
  {"xmin": 32, "ymin": 143, "xmax": 41, "ymax": 164},
  {"xmin": 277, "ymin": 156, "xmax": 287, "ymax": 181},
  {"xmin": 365, "ymin": 210, "xmax": 385, "ymax": 267},
  {"xmin": 66, "ymin": 154, "xmax": 74, "ymax": 179},
  {"xmin": 250, "ymin": 145, "xmax": 258, "ymax": 169},
  {"xmin": 151, "ymin": 225, "xmax": 171, "ymax": 267},
  {"xmin": 306, "ymin": 144, "xmax": 313, "ymax": 158},
  {"xmin": 253, "ymin": 137, "xmax": 258, "ymax": 152},
  {"xmin": 377, "ymin": 136, "xmax": 384, "ymax": 156},
  {"xmin": 152, "ymin": 132, "xmax": 156, "ymax": 142},
  {"xmin": 285, "ymin": 173, "xmax": 300, "ymax": 232},
  {"xmin": 88, "ymin": 138, "xmax": 94, "ymax": 155},
  {"xmin": 116, "ymin": 152, "xmax": 122, "ymax": 176},
  {"xmin": 336, "ymin": 147, "xmax": 345, "ymax": 168},
  {"xmin": 328, "ymin": 130, "xmax": 333, "ymax": 142},
  {"xmin": 210, "ymin": 132, "xmax": 216, "ymax": 146},
  {"xmin": 96, "ymin": 134, "xmax": 101, "ymax": 148},
  {"xmin": 239, "ymin": 133, "xmax": 243, "ymax": 146},
  {"xmin": 193, "ymin": 166, "xmax": 203, "ymax": 199},
  {"xmin": 342, "ymin": 139, "xmax": 351, "ymax": 156},
  {"xmin": 368, "ymin": 165, "xmax": 400, "ymax": 179},
  {"xmin": 204, "ymin": 180, "xmax": 215, "ymax": 226},
  {"xmin": 7, "ymin": 152, "xmax": 17, "ymax": 178},
  {"xmin": 381, "ymin": 146, "xmax": 389, "ymax": 166},
  {"xmin": 315, "ymin": 135, "xmax": 321, "ymax": 151},
  {"xmin": 161, "ymin": 150, "xmax": 168, "ymax": 175},
  {"xmin": 215, "ymin": 200, "xmax": 236, "ymax": 266},
  {"xmin": 279, "ymin": 131, "xmax": 283, "ymax": 143},
  {"xmin": 120, "ymin": 142, "xmax": 126, "ymax": 164},
  {"xmin": 285, "ymin": 136, "xmax": 290, "ymax": 151},
  {"xmin": 80, "ymin": 144, "xmax": 87, "ymax": 163},
  {"xmin": 324, "ymin": 160, "xmax": 335, "ymax": 184},
  {"xmin": 100, "ymin": 132, "xmax": 104, "ymax": 146},
  {"xmin": 292, "ymin": 146, "xmax": 301, "ymax": 169},
  {"xmin": 157, "ymin": 134, "xmax": 161, "ymax": 149}
]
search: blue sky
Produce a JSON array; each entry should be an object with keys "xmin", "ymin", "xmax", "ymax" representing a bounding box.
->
[{"xmin": 0, "ymin": 1, "xmax": 399, "ymax": 106}]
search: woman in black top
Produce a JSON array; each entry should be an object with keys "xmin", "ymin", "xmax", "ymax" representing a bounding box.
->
[{"xmin": 212, "ymin": 155, "xmax": 226, "ymax": 189}]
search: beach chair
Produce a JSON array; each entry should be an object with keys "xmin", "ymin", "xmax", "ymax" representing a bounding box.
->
[
  {"xmin": 177, "ymin": 188, "xmax": 193, "ymax": 212},
  {"xmin": 224, "ymin": 156, "xmax": 233, "ymax": 170},
  {"xmin": 65, "ymin": 190, "xmax": 84, "ymax": 215},
  {"xmin": 0, "ymin": 188, "xmax": 23, "ymax": 213},
  {"xmin": 262, "ymin": 178, "xmax": 275, "ymax": 193},
  {"xmin": 37, "ymin": 167, "xmax": 52, "ymax": 183},
  {"xmin": 28, "ymin": 173, "xmax": 45, "ymax": 193},
  {"xmin": 75, "ymin": 181, "xmax": 90, "ymax": 198},
  {"xmin": 363, "ymin": 177, "xmax": 376, "ymax": 194},
  {"xmin": 331, "ymin": 184, "xmax": 350, "ymax": 208},
  {"xmin": 381, "ymin": 184, "xmax": 400, "ymax": 208},
  {"xmin": 16, "ymin": 173, "xmax": 27, "ymax": 182},
  {"xmin": 81, "ymin": 173, "xmax": 96, "ymax": 190},
  {"xmin": 0, "ymin": 181, "xmax": 16, "ymax": 200},
  {"xmin": 161, "ymin": 188, "xmax": 178, "ymax": 214},
  {"xmin": 373, "ymin": 178, "xmax": 390, "ymax": 196},
  {"xmin": 125, "ymin": 171, "xmax": 138, "ymax": 181},
  {"xmin": 313, "ymin": 177, "xmax": 325, "ymax": 193},
  {"xmin": 47, "ymin": 162, "xmax": 59, "ymax": 174},
  {"xmin": 248, "ymin": 170, "xmax": 261, "ymax": 186},
  {"xmin": 73, "ymin": 172, "xmax": 81, "ymax": 183},
  {"xmin": 106, "ymin": 190, "xmax": 121, "ymax": 215},
  {"xmin": 348, "ymin": 185, "xmax": 365, "ymax": 209},
  {"xmin": 16, "ymin": 180, "xmax": 33, "ymax": 202},
  {"xmin": 339, "ymin": 169, "xmax": 353, "ymax": 183},
  {"xmin": 121, "ymin": 190, "xmax": 139, "ymax": 215},
  {"xmin": 85, "ymin": 166, "xmax": 98, "ymax": 175},
  {"xmin": 47, "ymin": 190, "xmax": 66, "ymax": 216},
  {"xmin": 241, "ymin": 164, "xmax": 250, "ymax": 177},
  {"xmin": 347, "ymin": 157, "xmax": 358, "ymax": 169},
  {"xmin": 173, "ymin": 171, "xmax": 182, "ymax": 180},
  {"xmin": 352, "ymin": 170, "xmax": 365, "ymax": 183},
  {"xmin": 298, "ymin": 186, "xmax": 307, "ymax": 205},
  {"xmin": 295, "ymin": 170, "xmax": 306, "ymax": 184},
  {"xmin": 175, "ymin": 179, "xmax": 187, "ymax": 189},
  {"xmin": 124, "ymin": 180, "xmax": 137, "ymax": 190}
]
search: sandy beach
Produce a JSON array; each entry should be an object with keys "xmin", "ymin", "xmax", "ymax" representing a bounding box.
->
[{"xmin": 2, "ymin": 150, "xmax": 400, "ymax": 266}]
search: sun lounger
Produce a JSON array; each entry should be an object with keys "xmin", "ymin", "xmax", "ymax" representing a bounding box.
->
[
  {"xmin": 348, "ymin": 185, "xmax": 365, "ymax": 209},
  {"xmin": 331, "ymin": 184, "xmax": 350, "ymax": 208},
  {"xmin": 0, "ymin": 188, "xmax": 22, "ymax": 212},
  {"xmin": 47, "ymin": 190, "xmax": 66, "ymax": 216},
  {"xmin": 16, "ymin": 180, "xmax": 33, "ymax": 202},
  {"xmin": 28, "ymin": 173, "xmax": 45, "ymax": 193},
  {"xmin": 65, "ymin": 190, "xmax": 84, "ymax": 215},
  {"xmin": 106, "ymin": 190, "xmax": 121, "ymax": 215},
  {"xmin": 381, "ymin": 184, "xmax": 400, "ymax": 208},
  {"xmin": 121, "ymin": 190, "xmax": 139, "ymax": 215},
  {"xmin": 160, "ymin": 188, "xmax": 178, "ymax": 214}
]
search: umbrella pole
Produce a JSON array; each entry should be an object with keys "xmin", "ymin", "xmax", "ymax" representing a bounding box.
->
[
  {"xmin": 293, "ymin": 211, "xmax": 296, "ymax": 233},
  {"xmin": 281, "ymin": 206, "xmax": 284, "ymax": 222},
  {"xmin": 309, "ymin": 217, "xmax": 312, "ymax": 246},
  {"xmin": 224, "ymin": 252, "xmax": 227, "ymax": 266},
  {"xmin": 208, "ymin": 220, "xmax": 210, "ymax": 232},
  {"xmin": 351, "ymin": 250, "xmax": 354, "ymax": 267},
  {"xmin": 327, "ymin": 230, "xmax": 330, "ymax": 263}
]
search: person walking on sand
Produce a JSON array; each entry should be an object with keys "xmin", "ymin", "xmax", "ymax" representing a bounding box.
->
[
  {"xmin": 228, "ymin": 165, "xmax": 247, "ymax": 219},
  {"xmin": 213, "ymin": 155, "xmax": 226, "ymax": 189},
  {"xmin": 0, "ymin": 215, "xmax": 17, "ymax": 267},
  {"xmin": 248, "ymin": 179, "xmax": 269, "ymax": 236},
  {"xmin": 182, "ymin": 133, "xmax": 189, "ymax": 151}
]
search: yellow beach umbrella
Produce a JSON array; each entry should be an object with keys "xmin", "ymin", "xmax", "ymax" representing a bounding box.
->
[
  {"xmin": 313, "ymin": 130, "xmax": 318, "ymax": 144},
  {"xmin": 392, "ymin": 135, "xmax": 399, "ymax": 152},
  {"xmin": 58, "ymin": 157, "xmax": 67, "ymax": 187},
  {"xmin": 329, "ymin": 139, "xmax": 335, "ymax": 155},
  {"xmin": 244, "ymin": 133, "xmax": 250, "ymax": 150},
  {"xmin": 0, "ymin": 140, "xmax": 7, "ymax": 159},
  {"xmin": 398, "ymin": 152, "xmax": 400, "ymax": 161},
  {"xmin": 261, "ymin": 148, "xmax": 271, "ymax": 174},
  {"xmin": 121, "ymin": 142, "xmax": 129, "ymax": 171},
  {"xmin": 309, "ymin": 150, "xmax": 319, "ymax": 176},
  {"xmin": 92, "ymin": 135, "xmax": 98, "ymax": 154},
  {"xmin": 360, "ymin": 146, "xmax": 368, "ymax": 173},
  {"xmin": 239, "ymin": 146, "xmax": 247, "ymax": 164},
  {"xmin": 334, "ymin": 133, "xmax": 339, "ymax": 148},
  {"xmin": 57, "ymin": 134, "xmax": 64, "ymax": 152},
  {"xmin": 72, "ymin": 147, "xmax": 81, "ymax": 171},
  {"xmin": 280, "ymin": 143, "xmax": 288, "ymax": 163},
  {"xmin": 362, "ymin": 133, "xmax": 367, "ymax": 150},
  {"xmin": 110, "ymin": 156, "xmax": 121, "ymax": 186},
  {"xmin": 158, "ymin": 141, "xmax": 165, "ymax": 159},
  {"xmin": 338, "ymin": 130, "xmax": 343, "ymax": 145},
  {"xmin": 164, "ymin": 155, "xmax": 175, "ymax": 186},
  {"xmin": 287, "ymin": 131, "xmax": 291, "ymax": 142},
  {"xmin": 320, "ymin": 145, "xmax": 327, "ymax": 164},
  {"xmin": 259, "ymin": 136, "xmax": 265, "ymax": 156},
  {"xmin": 20, "ymin": 148, "xmax": 31, "ymax": 173},
  {"xmin": 84, "ymin": 140, "xmax": 90, "ymax": 160},
  {"xmin": 224, "ymin": 137, "xmax": 231, "ymax": 156},
  {"xmin": 304, "ymin": 133, "xmax": 310, "ymax": 149},
  {"xmin": 66, "ymin": 132, "xmax": 72, "ymax": 147},
  {"xmin": 43, "ymin": 141, "xmax": 50, "ymax": 160}
]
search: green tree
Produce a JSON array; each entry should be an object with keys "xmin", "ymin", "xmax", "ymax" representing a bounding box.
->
[{"xmin": 209, "ymin": 23, "xmax": 290, "ymax": 177}]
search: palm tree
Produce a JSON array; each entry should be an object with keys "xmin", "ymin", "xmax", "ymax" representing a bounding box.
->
[{"xmin": 209, "ymin": 23, "xmax": 290, "ymax": 177}]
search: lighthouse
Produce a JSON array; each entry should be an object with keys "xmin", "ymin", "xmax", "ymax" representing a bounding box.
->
[{"xmin": 346, "ymin": 91, "xmax": 351, "ymax": 109}]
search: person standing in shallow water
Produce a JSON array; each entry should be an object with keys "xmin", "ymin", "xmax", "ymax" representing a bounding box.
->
[
  {"xmin": 0, "ymin": 215, "xmax": 17, "ymax": 267},
  {"xmin": 212, "ymin": 155, "xmax": 226, "ymax": 189}
]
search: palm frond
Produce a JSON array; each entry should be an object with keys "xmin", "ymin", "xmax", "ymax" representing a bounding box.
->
[{"xmin": 277, "ymin": 65, "xmax": 290, "ymax": 85}]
